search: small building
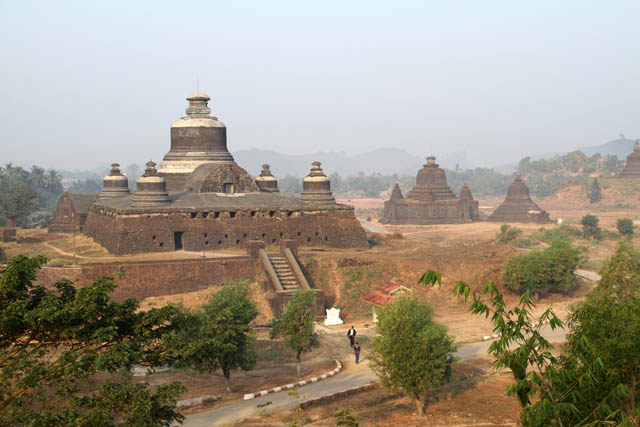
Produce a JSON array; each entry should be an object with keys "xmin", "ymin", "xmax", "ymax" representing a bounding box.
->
[
  {"xmin": 48, "ymin": 192, "xmax": 98, "ymax": 233},
  {"xmin": 619, "ymin": 139, "xmax": 640, "ymax": 178},
  {"xmin": 362, "ymin": 282, "xmax": 413, "ymax": 322},
  {"xmin": 488, "ymin": 174, "xmax": 550, "ymax": 223},
  {"xmin": 381, "ymin": 156, "xmax": 480, "ymax": 224}
]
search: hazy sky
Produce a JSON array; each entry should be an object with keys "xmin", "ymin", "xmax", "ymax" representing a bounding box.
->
[{"xmin": 1, "ymin": 1, "xmax": 639, "ymax": 172}]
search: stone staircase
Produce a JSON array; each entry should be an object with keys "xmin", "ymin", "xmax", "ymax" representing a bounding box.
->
[{"xmin": 268, "ymin": 255, "xmax": 300, "ymax": 291}]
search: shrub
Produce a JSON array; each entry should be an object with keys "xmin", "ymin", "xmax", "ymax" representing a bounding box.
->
[
  {"xmin": 503, "ymin": 240, "xmax": 581, "ymax": 296},
  {"xmin": 616, "ymin": 218, "xmax": 634, "ymax": 237},
  {"xmin": 581, "ymin": 214, "xmax": 601, "ymax": 240},
  {"xmin": 531, "ymin": 224, "xmax": 582, "ymax": 243},
  {"xmin": 588, "ymin": 177, "xmax": 602, "ymax": 203},
  {"xmin": 495, "ymin": 224, "xmax": 523, "ymax": 244}
]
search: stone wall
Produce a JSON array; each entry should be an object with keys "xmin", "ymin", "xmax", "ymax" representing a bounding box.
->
[
  {"xmin": 84, "ymin": 207, "xmax": 368, "ymax": 255},
  {"xmin": 382, "ymin": 198, "xmax": 480, "ymax": 225},
  {"xmin": 36, "ymin": 257, "xmax": 258, "ymax": 301}
]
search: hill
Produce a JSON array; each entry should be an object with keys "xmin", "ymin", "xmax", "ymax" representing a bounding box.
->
[{"xmin": 544, "ymin": 177, "xmax": 640, "ymax": 208}]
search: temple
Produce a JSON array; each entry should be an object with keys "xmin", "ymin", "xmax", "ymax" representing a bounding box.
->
[
  {"xmin": 380, "ymin": 156, "xmax": 480, "ymax": 224},
  {"xmin": 48, "ymin": 192, "xmax": 98, "ymax": 233},
  {"xmin": 488, "ymin": 174, "xmax": 550, "ymax": 223},
  {"xmin": 76, "ymin": 92, "xmax": 368, "ymax": 254},
  {"xmin": 619, "ymin": 139, "xmax": 640, "ymax": 178}
]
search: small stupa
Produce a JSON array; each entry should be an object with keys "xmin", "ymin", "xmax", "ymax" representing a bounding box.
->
[
  {"xmin": 255, "ymin": 164, "xmax": 279, "ymax": 193},
  {"xmin": 132, "ymin": 161, "xmax": 170, "ymax": 207},
  {"xmin": 98, "ymin": 163, "xmax": 130, "ymax": 200},
  {"xmin": 300, "ymin": 162, "xmax": 336, "ymax": 204},
  {"xmin": 619, "ymin": 139, "xmax": 640, "ymax": 178},
  {"xmin": 488, "ymin": 174, "xmax": 550, "ymax": 223}
]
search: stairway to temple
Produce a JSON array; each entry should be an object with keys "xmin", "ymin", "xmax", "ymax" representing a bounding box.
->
[{"xmin": 268, "ymin": 255, "xmax": 300, "ymax": 291}]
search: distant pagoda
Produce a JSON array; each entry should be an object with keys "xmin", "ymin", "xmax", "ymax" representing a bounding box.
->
[
  {"xmin": 619, "ymin": 139, "xmax": 640, "ymax": 178},
  {"xmin": 488, "ymin": 174, "xmax": 550, "ymax": 223}
]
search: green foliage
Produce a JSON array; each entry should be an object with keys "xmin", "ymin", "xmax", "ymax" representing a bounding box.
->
[
  {"xmin": 503, "ymin": 240, "xmax": 580, "ymax": 296},
  {"xmin": 334, "ymin": 408, "xmax": 359, "ymax": 426},
  {"xmin": 523, "ymin": 241, "xmax": 640, "ymax": 425},
  {"xmin": 616, "ymin": 218, "xmax": 634, "ymax": 237},
  {"xmin": 531, "ymin": 224, "xmax": 582, "ymax": 244},
  {"xmin": 0, "ymin": 255, "xmax": 185, "ymax": 426},
  {"xmin": 588, "ymin": 177, "xmax": 602, "ymax": 203},
  {"xmin": 495, "ymin": 224, "xmax": 523, "ymax": 244},
  {"xmin": 369, "ymin": 295, "xmax": 455, "ymax": 416},
  {"xmin": 270, "ymin": 290, "xmax": 320, "ymax": 377},
  {"xmin": 581, "ymin": 214, "xmax": 602, "ymax": 240},
  {"xmin": 164, "ymin": 282, "xmax": 258, "ymax": 393},
  {"xmin": 68, "ymin": 178, "xmax": 103, "ymax": 193},
  {"xmin": 419, "ymin": 243, "xmax": 640, "ymax": 426},
  {"xmin": 0, "ymin": 164, "xmax": 64, "ymax": 226}
]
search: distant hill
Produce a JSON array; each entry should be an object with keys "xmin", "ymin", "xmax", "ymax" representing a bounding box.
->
[
  {"xmin": 533, "ymin": 137, "xmax": 636, "ymax": 161},
  {"xmin": 577, "ymin": 137, "xmax": 636, "ymax": 158},
  {"xmin": 233, "ymin": 148, "xmax": 426, "ymax": 177}
]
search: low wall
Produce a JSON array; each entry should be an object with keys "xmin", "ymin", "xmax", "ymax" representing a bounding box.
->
[{"xmin": 36, "ymin": 256, "xmax": 259, "ymax": 301}]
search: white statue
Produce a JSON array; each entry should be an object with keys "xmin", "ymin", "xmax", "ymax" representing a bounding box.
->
[
  {"xmin": 324, "ymin": 307, "xmax": 344, "ymax": 326},
  {"xmin": 557, "ymin": 218, "xmax": 563, "ymax": 225}
]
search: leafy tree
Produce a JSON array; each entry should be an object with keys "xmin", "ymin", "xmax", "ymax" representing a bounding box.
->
[
  {"xmin": 502, "ymin": 239, "xmax": 580, "ymax": 296},
  {"xmin": 270, "ymin": 290, "xmax": 320, "ymax": 378},
  {"xmin": 0, "ymin": 255, "xmax": 186, "ymax": 426},
  {"xmin": 588, "ymin": 177, "xmax": 602, "ymax": 203},
  {"xmin": 419, "ymin": 253, "xmax": 640, "ymax": 426},
  {"xmin": 598, "ymin": 239, "xmax": 640, "ymax": 301},
  {"xmin": 68, "ymin": 178, "xmax": 103, "ymax": 193},
  {"xmin": 616, "ymin": 218, "xmax": 634, "ymax": 237},
  {"xmin": 369, "ymin": 295, "xmax": 455, "ymax": 416},
  {"xmin": 581, "ymin": 214, "xmax": 601, "ymax": 240},
  {"xmin": 165, "ymin": 282, "xmax": 258, "ymax": 393},
  {"xmin": 0, "ymin": 180, "xmax": 37, "ymax": 226}
]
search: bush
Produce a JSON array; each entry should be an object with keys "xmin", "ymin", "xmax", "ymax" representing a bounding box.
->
[
  {"xmin": 588, "ymin": 177, "xmax": 602, "ymax": 203},
  {"xmin": 495, "ymin": 224, "xmax": 523, "ymax": 244},
  {"xmin": 531, "ymin": 224, "xmax": 582, "ymax": 243},
  {"xmin": 616, "ymin": 218, "xmax": 634, "ymax": 237},
  {"xmin": 503, "ymin": 240, "xmax": 581, "ymax": 296},
  {"xmin": 581, "ymin": 214, "xmax": 601, "ymax": 240}
]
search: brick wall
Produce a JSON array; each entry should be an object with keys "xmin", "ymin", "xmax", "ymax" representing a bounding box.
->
[
  {"xmin": 84, "ymin": 207, "xmax": 369, "ymax": 255},
  {"xmin": 36, "ymin": 257, "xmax": 258, "ymax": 301}
]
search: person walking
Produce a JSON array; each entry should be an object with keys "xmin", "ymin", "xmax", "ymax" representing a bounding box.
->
[
  {"xmin": 354, "ymin": 342, "xmax": 361, "ymax": 364},
  {"xmin": 347, "ymin": 326, "xmax": 357, "ymax": 347}
]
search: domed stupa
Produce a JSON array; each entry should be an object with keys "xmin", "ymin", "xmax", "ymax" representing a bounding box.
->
[
  {"xmin": 300, "ymin": 162, "xmax": 336, "ymax": 204},
  {"xmin": 488, "ymin": 174, "xmax": 550, "ymax": 223},
  {"xmin": 255, "ymin": 164, "xmax": 279, "ymax": 193},
  {"xmin": 98, "ymin": 163, "xmax": 130, "ymax": 200},
  {"xmin": 407, "ymin": 156, "xmax": 455, "ymax": 200},
  {"xmin": 132, "ymin": 161, "xmax": 170, "ymax": 207},
  {"xmin": 619, "ymin": 139, "xmax": 640, "ymax": 178},
  {"xmin": 158, "ymin": 92, "xmax": 236, "ymax": 191}
]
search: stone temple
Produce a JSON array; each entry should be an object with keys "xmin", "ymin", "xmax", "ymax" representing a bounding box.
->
[
  {"xmin": 619, "ymin": 139, "xmax": 640, "ymax": 178},
  {"xmin": 488, "ymin": 174, "xmax": 550, "ymax": 223},
  {"xmin": 82, "ymin": 92, "xmax": 368, "ymax": 255},
  {"xmin": 380, "ymin": 156, "xmax": 480, "ymax": 224}
]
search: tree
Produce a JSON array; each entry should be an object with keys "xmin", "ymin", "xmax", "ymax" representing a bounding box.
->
[
  {"xmin": 368, "ymin": 295, "xmax": 455, "ymax": 416},
  {"xmin": 502, "ymin": 239, "xmax": 580, "ymax": 296},
  {"xmin": 581, "ymin": 214, "xmax": 601, "ymax": 240},
  {"xmin": 0, "ymin": 255, "xmax": 186, "ymax": 426},
  {"xmin": 0, "ymin": 180, "xmax": 38, "ymax": 226},
  {"xmin": 419, "ymin": 264, "xmax": 639, "ymax": 426},
  {"xmin": 165, "ymin": 282, "xmax": 258, "ymax": 393},
  {"xmin": 616, "ymin": 218, "xmax": 634, "ymax": 237},
  {"xmin": 588, "ymin": 177, "xmax": 602, "ymax": 203},
  {"xmin": 270, "ymin": 290, "xmax": 320, "ymax": 378}
]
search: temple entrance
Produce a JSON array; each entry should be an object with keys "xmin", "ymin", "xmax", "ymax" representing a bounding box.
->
[
  {"xmin": 174, "ymin": 231, "xmax": 183, "ymax": 251},
  {"xmin": 223, "ymin": 182, "xmax": 235, "ymax": 194}
]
